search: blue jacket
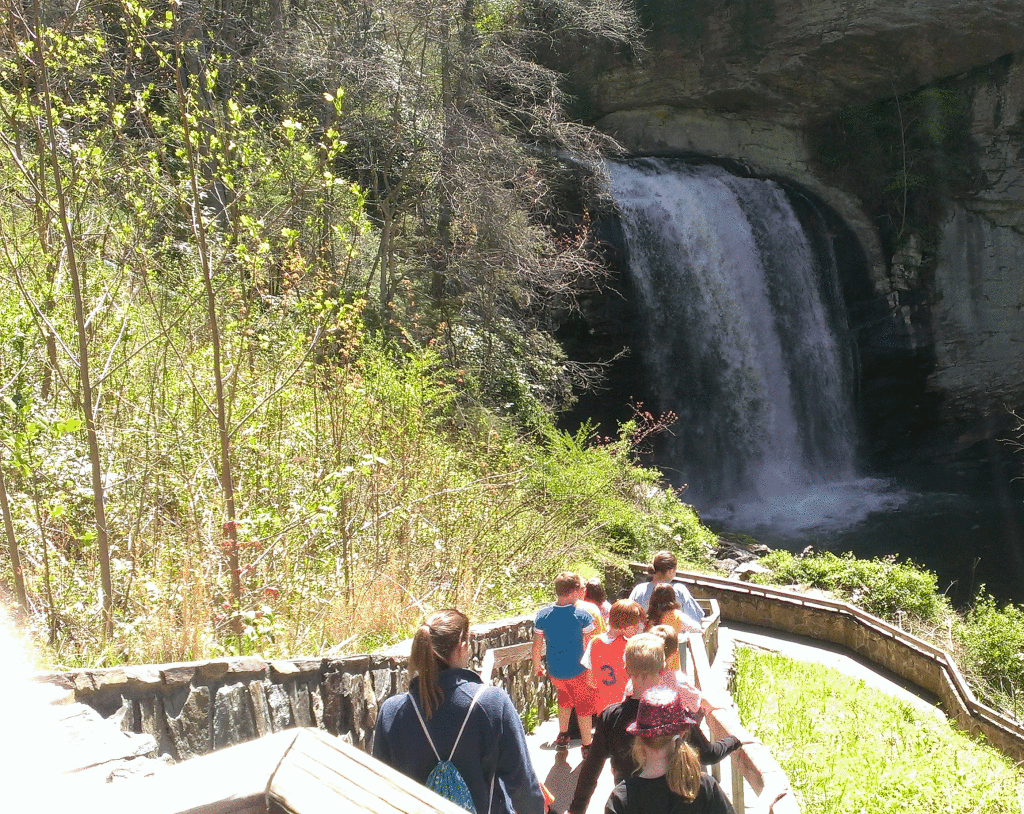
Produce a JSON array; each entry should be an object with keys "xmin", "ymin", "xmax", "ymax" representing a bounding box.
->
[{"xmin": 372, "ymin": 668, "xmax": 545, "ymax": 814}]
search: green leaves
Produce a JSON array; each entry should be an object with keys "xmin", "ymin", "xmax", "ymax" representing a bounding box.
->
[
  {"xmin": 53, "ymin": 418, "xmax": 83, "ymax": 436},
  {"xmin": 753, "ymin": 550, "xmax": 945, "ymax": 624}
]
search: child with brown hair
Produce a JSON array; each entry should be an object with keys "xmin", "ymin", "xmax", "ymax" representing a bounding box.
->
[
  {"xmin": 533, "ymin": 572, "xmax": 602, "ymax": 751},
  {"xmin": 648, "ymin": 584, "xmax": 701, "ymax": 671},
  {"xmin": 584, "ymin": 577, "xmax": 612, "ymax": 625},
  {"xmin": 582, "ymin": 599, "xmax": 645, "ymax": 713}
]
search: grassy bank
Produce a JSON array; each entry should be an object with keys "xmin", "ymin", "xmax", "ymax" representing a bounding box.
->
[
  {"xmin": 748, "ymin": 549, "xmax": 1024, "ymax": 719},
  {"xmin": 732, "ymin": 648, "xmax": 1023, "ymax": 813}
]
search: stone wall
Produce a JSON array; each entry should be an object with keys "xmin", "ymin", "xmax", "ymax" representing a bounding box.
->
[
  {"xmin": 677, "ymin": 570, "xmax": 1024, "ymax": 765},
  {"xmin": 34, "ymin": 616, "xmax": 550, "ymax": 763}
]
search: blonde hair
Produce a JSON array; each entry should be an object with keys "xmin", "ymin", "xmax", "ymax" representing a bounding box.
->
[
  {"xmin": 649, "ymin": 624, "xmax": 678, "ymax": 660},
  {"xmin": 632, "ymin": 734, "xmax": 701, "ymax": 800},
  {"xmin": 409, "ymin": 609, "xmax": 469, "ymax": 719},
  {"xmin": 624, "ymin": 633, "xmax": 665, "ymax": 678}
]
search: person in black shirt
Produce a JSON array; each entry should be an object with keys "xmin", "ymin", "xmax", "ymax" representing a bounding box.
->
[
  {"xmin": 605, "ymin": 686, "xmax": 735, "ymax": 814},
  {"xmin": 568, "ymin": 635, "xmax": 741, "ymax": 814}
]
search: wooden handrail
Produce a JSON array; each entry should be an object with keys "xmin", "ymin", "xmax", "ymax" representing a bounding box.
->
[
  {"xmin": 479, "ymin": 642, "xmax": 533, "ymax": 685},
  {"xmin": 685, "ymin": 606, "xmax": 801, "ymax": 814}
]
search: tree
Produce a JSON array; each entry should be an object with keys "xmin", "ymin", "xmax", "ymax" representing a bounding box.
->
[
  {"xmin": 1, "ymin": 0, "xmax": 116, "ymax": 637},
  {"xmin": 283, "ymin": 0, "xmax": 643, "ymax": 415},
  {"xmin": 0, "ymin": 458, "xmax": 28, "ymax": 611}
]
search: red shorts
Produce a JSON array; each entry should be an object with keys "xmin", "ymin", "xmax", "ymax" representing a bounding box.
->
[{"xmin": 549, "ymin": 671, "xmax": 602, "ymax": 717}]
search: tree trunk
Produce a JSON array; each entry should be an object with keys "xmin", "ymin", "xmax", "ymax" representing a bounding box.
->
[
  {"xmin": 173, "ymin": 10, "xmax": 244, "ymax": 642},
  {"xmin": 31, "ymin": 0, "xmax": 114, "ymax": 638},
  {"xmin": 0, "ymin": 462, "xmax": 28, "ymax": 611},
  {"xmin": 432, "ymin": 0, "xmax": 476, "ymax": 307}
]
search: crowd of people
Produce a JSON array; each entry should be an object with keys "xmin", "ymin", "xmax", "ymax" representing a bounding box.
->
[{"xmin": 372, "ymin": 550, "xmax": 742, "ymax": 814}]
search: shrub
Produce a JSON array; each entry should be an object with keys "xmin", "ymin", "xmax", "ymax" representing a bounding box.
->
[
  {"xmin": 753, "ymin": 550, "xmax": 946, "ymax": 625},
  {"xmin": 957, "ymin": 592, "xmax": 1024, "ymax": 715},
  {"xmin": 530, "ymin": 423, "xmax": 717, "ymax": 569}
]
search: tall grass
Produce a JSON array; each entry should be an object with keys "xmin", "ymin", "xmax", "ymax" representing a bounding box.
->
[
  {"xmin": 4, "ymin": 312, "xmax": 718, "ymax": 666},
  {"xmin": 732, "ymin": 648, "xmax": 1023, "ymax": 813}
]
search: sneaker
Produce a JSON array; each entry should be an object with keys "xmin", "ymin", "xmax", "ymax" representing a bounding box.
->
[{"xmin": 554, "ymin": 732, "xmax": 571, "ymax": 751}]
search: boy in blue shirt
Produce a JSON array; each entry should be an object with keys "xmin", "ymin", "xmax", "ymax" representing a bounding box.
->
[{"xmin": 532, "ymin": 572, "xmax": 601, "ymax": 752}]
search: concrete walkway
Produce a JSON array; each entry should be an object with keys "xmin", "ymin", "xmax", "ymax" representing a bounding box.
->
[
  {"xmin": 526, "ymin": 718, "xmax": 614, "ymax": 814},
  {"xmin": 525, "ymin": 620, "xmax": 948, "ymax": 814}
]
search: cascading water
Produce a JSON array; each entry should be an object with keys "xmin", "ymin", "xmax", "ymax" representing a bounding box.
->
[{"xmin": 608, "ymin": 158, "xmax": 904, "ymax": 533}]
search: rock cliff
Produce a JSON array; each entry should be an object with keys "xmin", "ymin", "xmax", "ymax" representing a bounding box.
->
[{"xmin": 558, "ymin": 2, "xmax": 1024, "ymax": 470}]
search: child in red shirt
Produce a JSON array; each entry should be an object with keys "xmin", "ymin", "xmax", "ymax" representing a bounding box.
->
[{"xmin": 581, "ymin": 599, "xmax": 645, "ymax": 713}]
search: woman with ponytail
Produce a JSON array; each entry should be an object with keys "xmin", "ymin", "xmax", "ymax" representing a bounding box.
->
[
  {"xmin": 605, "ymin": 686, "xmax": 735, "ymax": 814},
  {"xmin": 373, "ymin": 609, "xmax": 545, "ymax": 814}
]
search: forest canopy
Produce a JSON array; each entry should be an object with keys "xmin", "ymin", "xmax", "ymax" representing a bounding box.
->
[{"xmin": 0, "ymin": 0, "xmax": 718, "ymax": 667}]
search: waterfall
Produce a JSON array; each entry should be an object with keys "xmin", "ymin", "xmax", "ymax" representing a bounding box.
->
[{"xmin": 608, "ymin": 158, "xmax": 895, "ymax": 530}]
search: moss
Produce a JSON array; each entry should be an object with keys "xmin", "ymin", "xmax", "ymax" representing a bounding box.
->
[{"xmin": 807, "ymin": 81, "xmax": 978, "ymax": 263}]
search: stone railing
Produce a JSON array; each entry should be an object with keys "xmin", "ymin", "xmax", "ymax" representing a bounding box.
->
[
  {"xmin": 34, "ymin": 615, "xmax": 549, "ymax": 762},
  {"xmin": 675, "ymin": 570, "xmax": 1024, "ymax": 765}
]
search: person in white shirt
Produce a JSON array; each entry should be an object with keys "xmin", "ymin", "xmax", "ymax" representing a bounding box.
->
[{"xmin": 629, "ymin": 550, "xmax": 704, "ymax": 625}]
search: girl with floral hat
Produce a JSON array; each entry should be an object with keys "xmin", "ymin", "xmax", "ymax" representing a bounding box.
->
[{"xmin": 604, "ymin": 686, "xmax": 736, "ymax": 814}]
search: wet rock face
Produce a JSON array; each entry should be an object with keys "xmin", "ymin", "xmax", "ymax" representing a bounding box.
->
[
  {"xmin": 554, "ymin": 7, "xmax": 1024, "ymax": 469},
  {"xmin": 569, "ymin": 0, "xmax": 1024, "ymax": 120}
]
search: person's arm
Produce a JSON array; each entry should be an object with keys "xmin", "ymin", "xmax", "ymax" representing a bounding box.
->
[
  {"xmin": 676, "ymin": 583, "xmax": 704, "ymax": 623},
  {"xmin": 495, "ymin": 693, "xmax": 546, "ymax": 814},
  {"xmin": 581, "ymin": 619, "xmax": 594, "ymax": 653},
  {"xmin": 370, "ymin": 705, "xmax": 392, "ymax": 765},
  {"xmin": 532, "ymin": 630, "xmax": 546, "ymax": 677},
  {"xmin": 688, "ymin": 725, "xmax": 741, "ymax": 765},
  {"xmin": 571, "ymin": 714, "xmax": 612, "ymax": 814},
  {"xmin": 674, "ymin": 608, "xmax": 701, "ymax": 634},
  {"xmin": 581, "ymin": 639, "xmax": 597, "ymax": 687},
  {"xmin": 580, "ymin": 626, "xmax": 594, "ymax": 686}
]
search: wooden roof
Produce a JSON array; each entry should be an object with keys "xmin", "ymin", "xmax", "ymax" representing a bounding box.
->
[{"xmin": 101, "ymin": 727, "xmax": 467, "ymax": 814}]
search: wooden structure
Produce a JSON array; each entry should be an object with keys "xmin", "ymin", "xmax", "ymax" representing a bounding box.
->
[
  {"xmin": 683, "ymin": 603, "xmax": 800, "ymax": 814},
  {"xmin": 479, "ymin": 642, "xmax": 532, "ymax": 684},
  {"xmin": 674, "ymin": 568, "xmax": 1024, "ymax": 766},
  {"xmin": 99, "ymin": 727, "xmax": 469, "ymax": 814}
]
